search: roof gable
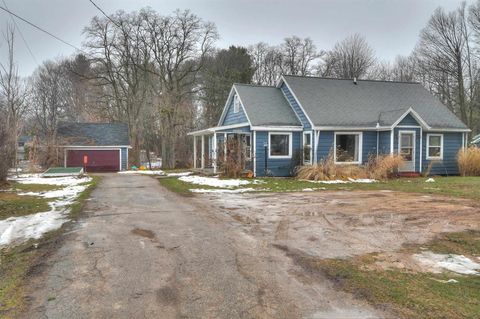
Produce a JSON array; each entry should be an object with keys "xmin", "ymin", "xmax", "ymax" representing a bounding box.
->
[
  {"xmin": 281, "ymin": 75, "xmax": 468, "ymax": 130},
  {"xmin": 57, "ymin": 123, "xmax": 130, "ymax": 146}
]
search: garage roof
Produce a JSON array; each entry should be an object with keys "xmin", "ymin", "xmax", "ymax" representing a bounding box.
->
[{"xmin": 57, "ymin": 122, "xmax": 130, "ymax": 146}]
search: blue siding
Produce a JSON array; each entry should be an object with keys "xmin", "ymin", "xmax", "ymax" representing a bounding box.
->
[
  {"xmin": 317, "ymin": 131, "xmax": 334, "ymax": 161},
  {"xmin": 362, "ymin": 131, "xmax": 378, "ymax": 162},
  {"xmin": 121, "ymin": 147, "xmax": 128, "ymax": 170},
  {"xmin": 394, "ymin": 127, "xmax": 421, "ymax": 172},
  {"xmin": 255, "ymin": 131, "xmax": 301, "ymax": 177},
  {"xmin": 378, "ymin": 131, "xmax": 391, "ymax": 154},
  {"xmin": 280, "ymin": 83, "xmax": 311, "ymax": 129},
  {"xmin": 222, "ymin": 94, "xmax": 249, "ymax": 126},
  {"xmin": 398, "ymin": 113, "xmax": 420, "ymax": 126},
  {"xmin": 422, "ymin": 132, "xmax": 462, "ymax": 175}
]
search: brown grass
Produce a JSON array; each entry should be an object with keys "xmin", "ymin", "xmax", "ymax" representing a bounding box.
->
[
  {"xmin": 457, "ymin": 146, "xmax": 480, "ymax": 176},
  {"xmin": 296, "ymin": 151, "xmax": 404, "ymax": 181}
]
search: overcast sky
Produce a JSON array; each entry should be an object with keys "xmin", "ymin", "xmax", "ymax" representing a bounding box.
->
[{"xmin": 0, "ymin": 0, "xmax": 465, "ymax": 76}]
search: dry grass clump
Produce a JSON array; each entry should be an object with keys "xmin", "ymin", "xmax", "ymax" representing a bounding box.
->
[
  {"xmin": 458, "ymin": 147, "xmax": 480, "ymax": 176},
  {"xmin": 296, "ymin": 151, "xmax": 404, "ymax": 181},
  {"xmin": 366, "ymin": 154, "xmax": 405, "ymax": 180}
]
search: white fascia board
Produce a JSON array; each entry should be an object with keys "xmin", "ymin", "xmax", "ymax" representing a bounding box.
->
[
  {"xmin": 217, "ymin": 86, "xmax": 236, "ymax": 126},
  {"xmin": 391, "ymin": 107, "xmax": 431, "ymax": 130},
  {"xmin": 251, "ymin": 126, "xmax": 303, "ymax": 131},
  {"xmin": 313, "ymin": 126, "xmax": 391, "ymax": 131},
  {"xmin": 187, "ymin": 128, "xmax": 216, "ymax": 136},
  {"xmin": 232, "ymin": 86, "xmax": 253, "ymax": 127},
  {"xmin": 426, "ymin": 128, "xmax": 471, "ymax": 132}
]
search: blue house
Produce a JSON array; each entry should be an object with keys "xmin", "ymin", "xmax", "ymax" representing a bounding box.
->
[
  {"xmin": 189, "ymin": 75, "xmax": 470, "ymax": 177},
  {"xmin": 472, "ymin": 134, "xmax": 480, "ymax": 147}
]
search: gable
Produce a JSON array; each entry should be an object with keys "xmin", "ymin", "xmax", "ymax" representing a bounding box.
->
[
  {"xmin": 280, "ymin": 82, "xmax": 311, "ymax": 129},
  {"xmin": 221, "ymin": 92, "xmax": 249, "ymax": 126},
  {"xmin": 398, "ymin": 113, "xmax": 420, "ymax": 126}
]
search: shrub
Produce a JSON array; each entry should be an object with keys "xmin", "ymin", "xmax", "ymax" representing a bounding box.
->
[
  {"xmin": 365, "ymin": 154, "xmax": 405, "ymax": 180},
  {"xmin": 458, "ymin": 147, "xmax": 480, "ymax": 176},
  {"xmin": 296, "ymin": 151, "xmax": 404, "ymax": 181}
]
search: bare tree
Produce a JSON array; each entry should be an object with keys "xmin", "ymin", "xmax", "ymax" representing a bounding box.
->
[
  {"xmin": 322, "ymin": 33, "xmax": 376, "ymax": 79},
  {"xmin": 249, "ymin": 42, "xmax": 283, "ymax": 85},
  {"xmin": 0, "ymin": 24, "xmax": 27, "ymax": 175},
  {"xmin": 281, "ymin": 36, "xmax": 322, "ymax": 76}
]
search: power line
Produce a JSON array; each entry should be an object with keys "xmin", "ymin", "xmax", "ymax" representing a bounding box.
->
[
  {"xmin": 0, "ymin": 4, "xmax": 85, "ymax": 53},
  {"xmin": 88, "ymin": 0, "xmax": 121, "ymax": 28},
  {"xmin": 1, "ymin": 0, "xmax": 38, "ymax": 65}
]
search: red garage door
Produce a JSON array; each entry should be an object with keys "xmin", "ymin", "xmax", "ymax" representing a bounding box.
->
[{"xmin": 67, "ymin": 150, "xmax": 120, "ymax": 172}]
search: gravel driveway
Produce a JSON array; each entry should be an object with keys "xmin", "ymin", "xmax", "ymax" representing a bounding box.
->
[{"xmin": 24, "ymin": 174, "xmax": 381, "ymax": 319}]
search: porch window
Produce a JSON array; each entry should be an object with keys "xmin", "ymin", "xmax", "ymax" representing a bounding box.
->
[
  {"xmin": 335, "ymin": 133, "xmax": 361, "ymax": 163},
  {"xmin": 269, "ymin": 133, "xmax": 291, "ymax": 158},
  {"xmin": 427, "ymin": 134, "xmax": 443, "ymax": 159},
  {"xmin": 243, "ymin": 134, "xmax": 251, "ymax": 160}
]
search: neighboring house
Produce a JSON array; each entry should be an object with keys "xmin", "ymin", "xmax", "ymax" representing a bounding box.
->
[
  {"xmin": 17, "ymin": 135, "xmax": 32, "ymax": 161},
  {"xmin": 189, "ymin": 75, "xmax": 471, "ymax": 177},
  {"xmin": 472, "ymin": 134, "xmax": 480, "ymax": 146},
  {"xmin": 57, "ymin": 122, "xmax": 130, "ymax": 172}
]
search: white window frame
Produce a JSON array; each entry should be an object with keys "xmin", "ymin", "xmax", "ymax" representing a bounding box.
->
[
  {"xmin": 268, "ymin": 132, "xmax": 292, "ymax": 159},
  {"xmin": 233, "ymin": 94, "xmax": 240, "ymax": 113},
  {"xmin": 243, "ymin": 134, "xmax": 252, "ymax": 160},
  {"xmin": 333, "ymin": 132, "xmax": 363, "ymax": 165},
  {"xmin": 426, "ymin": 133, "xmax": 443, "ymax": 160},
  {"xmin": 303, "ymin": 131, "xmax": 312, "ymax": 165},
  {"xmin": 398, "ymin": 130, "xmax": 416, "ymax": 171}
]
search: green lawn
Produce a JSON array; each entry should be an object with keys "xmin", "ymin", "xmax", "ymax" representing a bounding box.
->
[
  {"xmin": 0, "ymin": 193, "xmax": 51, "ymax": 220},
  {"xmin": 159, "ymin": 175, "xmax": 480, "ymax": 201}
]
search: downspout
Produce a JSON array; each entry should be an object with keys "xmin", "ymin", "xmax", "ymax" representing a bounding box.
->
[{"xmin": 314, "ymin": 130, "xmax": 320, "ymax": 164}]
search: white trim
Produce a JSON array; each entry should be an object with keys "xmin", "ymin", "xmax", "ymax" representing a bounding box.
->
[
  {"xmin": 277, "ymin": 76, "xmax": 315, "ymax": 128},
  {"xmin": 119, "ymin": 149, "xmax": 122, "ymax": 170},
  {"xmin": 251, "ymin": 126, "xmax": 303, "ymax": 131},
  {"xmin": 396, "ymin": 125, "xmax": 421, "ymax": 128},
  {"xmin": 268, "ymin": 132, "xmax": 293, "ymax": 159},
  {"xmin": 126, "ymin": 148, "xmax": 129, "ymax": 170},
  {"xmin": 376, "ymin": 131, "xmax": 379, "ymax": 158},
  {"xmin": 201, "ymin": 135, "xmax": 205, "ymax": 169},
  {"xmin": 232, "ymin": 86, "xmax": 253, "ymax": 126},
  {"xmin": 428, "ymin": 128, "xmax": 471, "ymax": 132},
  {"xmin": 390, "ymin": 130, "xmax": 394, "ymax": 154},
  {"xmin": 217, "ymin": 87, "xmax": 236, "ymax": 126},
  {"xmin": 193, "ymin": 135, "xmax": 197, "ymax": 169},
  {"xmin": 426, "ymin": 133, "xmax": 444, "ymax": 160},
  {"xmin": 213, "ymin": 132, "xmax": 217, "ymax": 173},
  {"xmin": 333, "ymin": 132, "xmax": 363, "ymax": 165},
  {"xmin": 419, "ymin": 127, "xmax": 423, "ymax": 173},
  {"xmin": 233, "ymin": 94, "xmax": 240, "ymax": 113},
  {"xmin": 392, "ymin": 108, "xmax": 431, "ymax": 130},
  {"xmin": 398, "ymin": 130, "xmax": 416, "ymax": 172},
  {"xmin": 64, "ymin": 149, "xmax": 67, "ymax": 168},
  {"xmin": 303, "ymin": 131, "xmax": 313, "ymax": 165},
  {"xmin": 253, "ymin": 131, "xmax": 256, "ymax": 177},
  {"xmin": 314, "ymin": 126, "xmax": 391, "ymax": 131},
  {"xmin": 314, "ymin": 130, "xmax": 320, "ymax": 164}
]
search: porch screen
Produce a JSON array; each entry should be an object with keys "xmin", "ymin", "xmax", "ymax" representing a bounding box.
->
[
  {"xmin": 270, "ymin": 134, "xmax": 290, "ymax": 157},
  {"xmin": 335, "ymin": 134, "xmax": 360, "ymax": 163}
]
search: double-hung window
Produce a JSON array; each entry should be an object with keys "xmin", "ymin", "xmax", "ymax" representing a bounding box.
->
[{"xmin": 427, "ymin": 134, "xmax": 443, "ymax": 160}]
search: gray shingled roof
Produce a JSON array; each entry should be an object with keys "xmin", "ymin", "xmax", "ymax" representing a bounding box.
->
[
  {"xmin": 234, "ymin": 84, "xmax": 301, "ymax": 126},
  {"xmin": 57, "ymin": 122, "xmax": 130, "ymax": 146},
  {"xmin": 282, "ymin": 75, "xmax": 468, "ymax": 129}
]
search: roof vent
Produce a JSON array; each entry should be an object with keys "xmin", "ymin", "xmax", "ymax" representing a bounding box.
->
[{"xmin": 353, "ymin": 77, "xmax": 357, "ymax": 85}]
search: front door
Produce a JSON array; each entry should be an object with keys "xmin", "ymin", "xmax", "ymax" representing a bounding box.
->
[{"xmin": 398, "ymin": 131, "xmax": 415, "ymax": 172}]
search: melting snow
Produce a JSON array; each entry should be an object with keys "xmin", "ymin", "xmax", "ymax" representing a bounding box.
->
[
  {"xmin": 179, "ymin": 175, "xmax": 255, "ymax": 188},
  {"xmin": 413, "ymin": 251, "xmax": 480, "ymax": 275},
  {"xmin": 0, "ymin": 175, "xmax": 91, "ymax": 247},
  {"xmin": 167, "ymin": 172, "xmax": 193, "ymax": 177},
  {"xmin": 118, "ymin": 170, "xmax": 165, "ymax": 175},
  {"xmin": 425, "ymin": 178, "xmax": 435, "ymax": 183},
  {"xmin": 190, "ymin": 188, "xmax": 255, "ymax": 193},
  {"xmin": 308, "ymin": 178, "xmax": 376, "ymax": 184}
]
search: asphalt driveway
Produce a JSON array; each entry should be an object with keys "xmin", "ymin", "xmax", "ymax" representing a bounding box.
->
[{"xmin": 25, "ymin": 174, "xmax": 381, "ymax": 319}]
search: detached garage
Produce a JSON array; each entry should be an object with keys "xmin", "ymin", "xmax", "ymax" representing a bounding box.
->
[{"xmin": 58, "ymin": 123, "xmax": 130, "ymax": 172}]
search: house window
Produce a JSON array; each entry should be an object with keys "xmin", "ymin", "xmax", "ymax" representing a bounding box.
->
[
  {"xmin": 334, "ymin": 133, "xmax": 362, "ymax": 163},
  {"xmin": 427, "ymin": 134, "xmax": 443, "ymax": 159},
  {"xmin": 243, "ymin": 134, "xmax": 251, "ymax": 160},
  {"xmin": 233, "ymin": 94, "xmax": 240, "ymax": 113},
  {"xmin": 269, "ymin": 133, "xmax": 292, "ymax": 158},
  {"xmin": 303, "ymin": 132, "xmax": 312, "ymax": 164}
]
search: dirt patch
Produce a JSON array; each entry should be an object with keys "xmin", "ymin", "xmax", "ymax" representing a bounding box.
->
[
  {"xmin": 198, "ymin": 190, "xmax": 480, "ymax": 259},
  {"xmin": 156, "ymin": 286, "xmax": 178, "ymax": 305},
  {"xmin": 131, "ymin": 228, "xmax": 155, "ymax": 239}
]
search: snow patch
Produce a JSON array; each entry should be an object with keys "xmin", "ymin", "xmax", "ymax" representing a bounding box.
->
[
  {"xmin": 167, "ymin": 171, "xmax": 193, "ymax": 177},
  {"xmin": 179, "ymin": 175, "xmax": 255, "ymax": 188},
  {"xmin": 307, "ymin": 178, "xmax": 376, "ymax": 184},
  {"xmin": 425, "ymin": 178, "xmax": 435, "ymax": 183},
  {"xmin": 10, "ymin": 174, "xmax": 91, "ymax": 186},
  {"xmin": 118, "ymin": 170, "xmax": 165, "ymax": 175},
  {"xmin": 413, "ymin": 251, "xmax": 480, "ymax": 275},
  {"xmin": 0, "ymin": 176, "xmax": 91, "ymax": 247},
  {"xmin": 190, "ymin": 188, "xmax": 255, "ymax": 194}
]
